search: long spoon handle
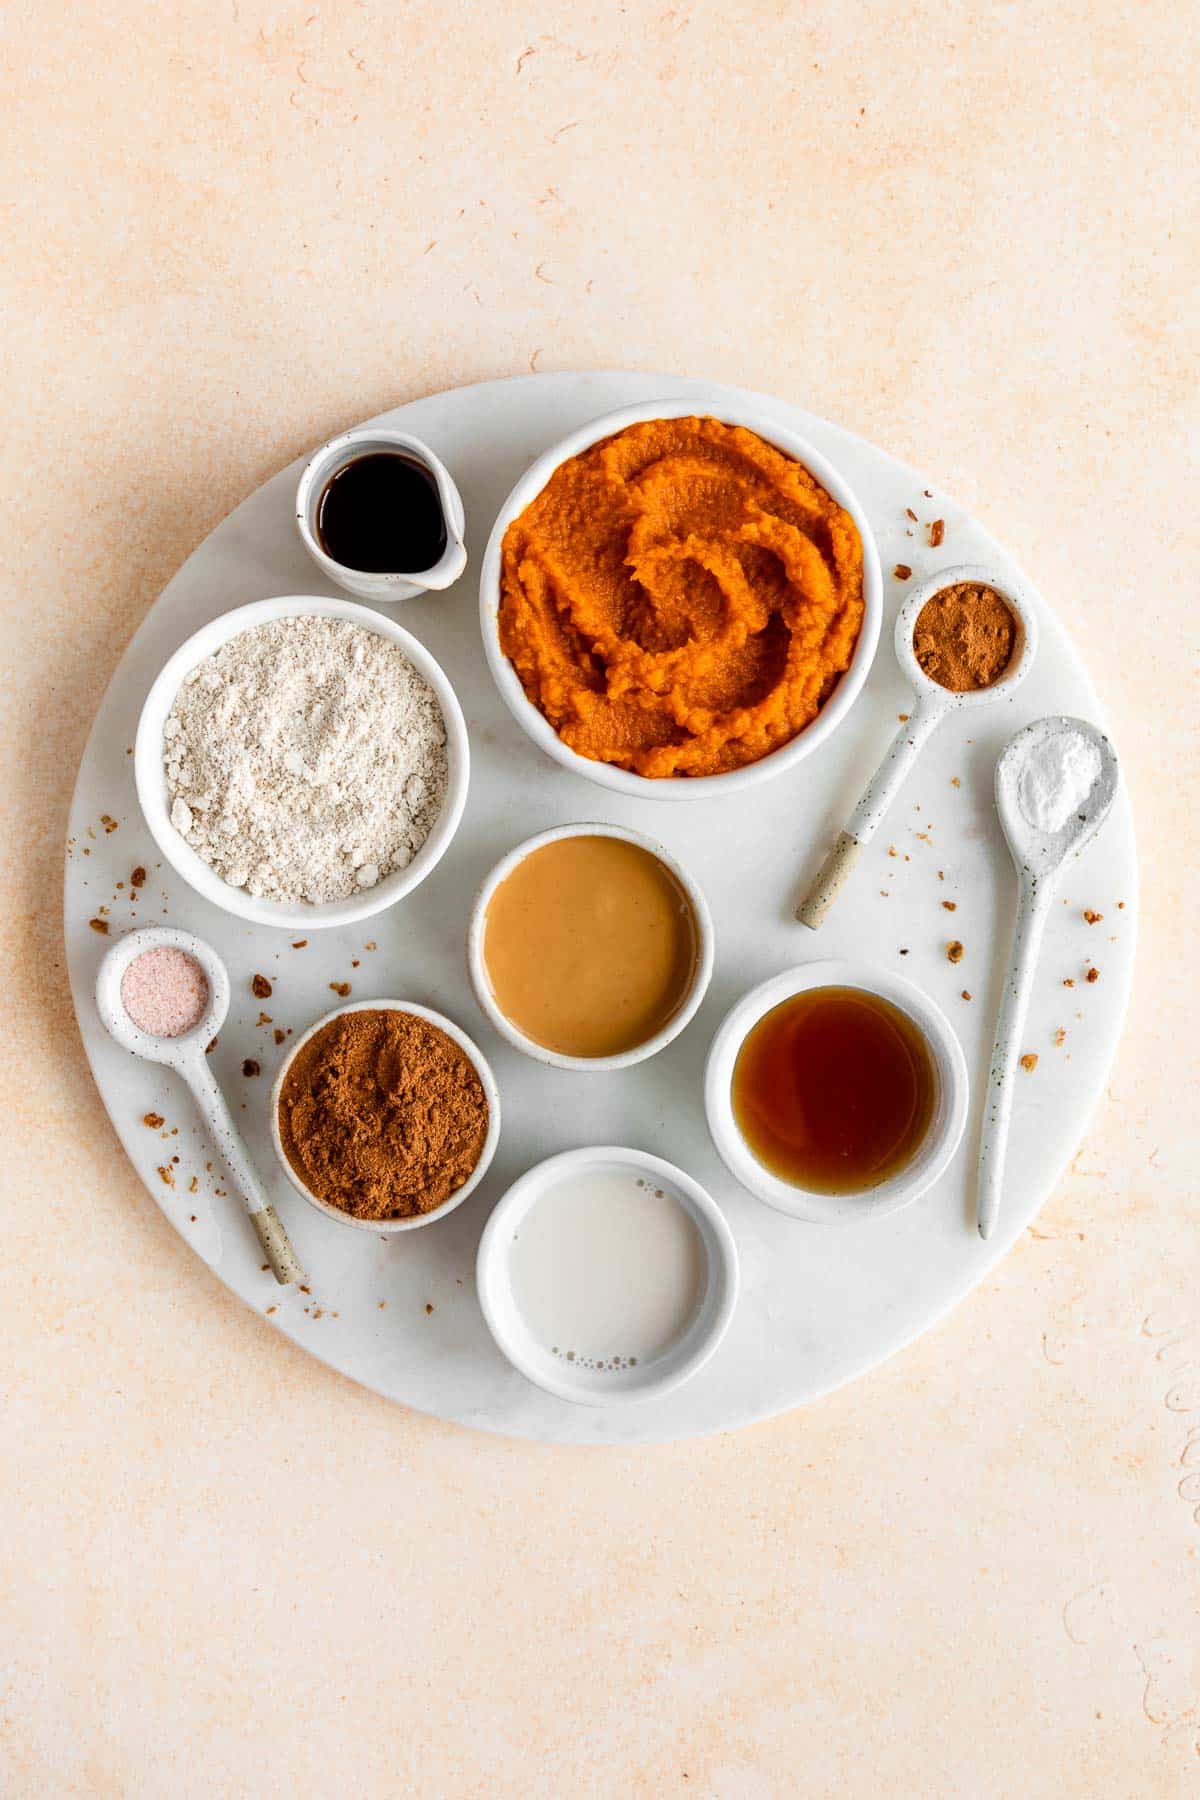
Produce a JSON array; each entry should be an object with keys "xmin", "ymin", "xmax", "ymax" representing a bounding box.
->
[
  {"xmin": 797, "ymin": 697, "xmax": 946, "ymax": 928},
  {"xmin": 977, "ymin": 876, "xmax": 1052, "ymax": 1240},
  {"xmin": 183, "ymin": 1059, "xmax": 305, "ymax": 1285}
]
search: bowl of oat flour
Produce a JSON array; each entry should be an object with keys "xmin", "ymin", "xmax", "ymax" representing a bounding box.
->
[{"xmin": 135, "ymin": 596, "xmax": 470, "ymax": 928}]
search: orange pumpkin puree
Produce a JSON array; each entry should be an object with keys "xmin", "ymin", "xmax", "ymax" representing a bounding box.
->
[{"xmin": 498, "ymin": 417, "xmax": 866, "ymax": 778}]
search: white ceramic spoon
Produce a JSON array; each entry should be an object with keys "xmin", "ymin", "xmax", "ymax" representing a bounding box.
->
[
  {"xmin": 95, "ymin": 926, "xmax": 305, "ymax": 1284},
  {"xmin": 978, "ymin": 716, "xmax": 1120, "ymax": 1240},
  {"xmin": 797, "ymin": 564, "xmax": 1039, "ymax": 927}
]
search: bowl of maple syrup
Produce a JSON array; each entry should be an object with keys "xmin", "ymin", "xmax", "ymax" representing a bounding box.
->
[{"xmin": 704, "ymin": 960, "xmax": 968, "ymax": 1223}]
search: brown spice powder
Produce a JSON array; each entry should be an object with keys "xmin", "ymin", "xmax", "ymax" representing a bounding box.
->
[
  {"xmin": 913, "ymin": 582, "xmax": 1017, "ymax": 693},
  {"xmin": 277, "ymin": 1009, "xmax": 489, "ymax": 1221}
]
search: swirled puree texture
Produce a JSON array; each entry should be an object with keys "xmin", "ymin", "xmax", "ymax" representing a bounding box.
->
[{"xmin": 499, "ymin": 417, "xmax": 865, "ymax": 778}]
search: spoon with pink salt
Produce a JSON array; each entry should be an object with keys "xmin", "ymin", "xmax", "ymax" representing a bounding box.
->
[{"xmin": 95, "ymin": 926, "xmax": 304, "ymax": 1285}]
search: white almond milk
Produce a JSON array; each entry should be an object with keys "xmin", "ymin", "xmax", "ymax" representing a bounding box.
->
[{"xmin": 508, "ymin": 1168, "xmax": 707, "ymax": 1371}]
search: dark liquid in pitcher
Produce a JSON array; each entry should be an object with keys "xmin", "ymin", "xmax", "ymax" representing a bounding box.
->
[{"xmin": 316, "ymin": 452, "xmax": 448, "ymax": 574}]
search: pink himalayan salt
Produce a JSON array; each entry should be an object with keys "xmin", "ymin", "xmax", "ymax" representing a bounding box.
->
[{"xmin": 120, "ymin": 947, "xmax": 209, "ymax": 1038}]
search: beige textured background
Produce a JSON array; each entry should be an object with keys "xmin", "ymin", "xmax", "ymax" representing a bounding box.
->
[{"xmin": 2, "ymin": 2, "xmax": 1197, "ymax": 1794}]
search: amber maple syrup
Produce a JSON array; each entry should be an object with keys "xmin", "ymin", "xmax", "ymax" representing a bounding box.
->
[{"xmin": 732, "ymin": 986, "xmax": 936, "ymax": 1194}]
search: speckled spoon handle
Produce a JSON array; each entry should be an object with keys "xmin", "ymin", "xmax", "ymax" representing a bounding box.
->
[
  {"xmin": 977, "ymin": 873, "xmax": 1053, "ymax": 1241},
  {"xmin": 797, "ymin": 696, "xmax": 947, "ymax": 928},
  {"xmin": 181, "ymin": 1056, "xmax": 305, "ymax": 1285}
]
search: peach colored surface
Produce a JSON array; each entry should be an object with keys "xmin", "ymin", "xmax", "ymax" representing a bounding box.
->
[{"xmin": 2, "ymin": 3, "xmax": 1196, "ymax": 1794}]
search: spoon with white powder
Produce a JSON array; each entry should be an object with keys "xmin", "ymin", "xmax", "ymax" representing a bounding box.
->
[{"xmin": 978, "ymin": 716, "xmax": 1120, "ymax": 1240}]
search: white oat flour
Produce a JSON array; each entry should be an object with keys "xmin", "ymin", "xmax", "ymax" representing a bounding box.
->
[{"xmin": 163, "ymin": 616, "xmax": 448, "ymax": 903}]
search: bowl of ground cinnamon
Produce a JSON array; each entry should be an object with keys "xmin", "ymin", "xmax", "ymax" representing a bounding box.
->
[
  {"xmin": 271, "ymin": 1001, "xmax": 500, "ymax": 1232},
  {"xmin": 895, "ymin": 563, "xmax": 1037, "ymax": 705}
]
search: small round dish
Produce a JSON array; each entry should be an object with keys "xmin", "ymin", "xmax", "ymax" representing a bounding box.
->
[
  {"xmin": 95, "ymin": 924, "xmax": 229, "ymax": 1064},
  {"xmin": 894, "ymin": 562, "xmax": 1038, "ymax": 706},
  {"xmin": 704, "ymin": 960, "xmax": 968, "ymax": 1224},
  {"xmin": 269, "ymin": 1000, "xmax": 501, "ymax": 1235},
  {"xmin": 467, "ymin": 821, "xmax": 715, "ymax": 1071},
  {"xmin": 476, "ymin": 1146, "xmax": 739, "ymax": 1406},
  {"xmin": 479, "ymin": 398, "xmax": 882, "ymax": 801},
  {"xmin": 296, "ymin": 426, "xmax": 468, "ymax": 603},
  {"xmin": 134, "ymin": 594, "xmax": 470, "ymax": 931}
]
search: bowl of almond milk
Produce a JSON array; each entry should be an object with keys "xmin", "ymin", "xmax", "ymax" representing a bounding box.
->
[{"xmin": 476, "ymin": 1146, "xmax": 739, "ymax": 1406}]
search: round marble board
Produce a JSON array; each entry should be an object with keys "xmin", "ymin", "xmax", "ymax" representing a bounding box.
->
[{"xmin": 65, "ymin": 372, "xmax": 1137, "ymax": 1445}]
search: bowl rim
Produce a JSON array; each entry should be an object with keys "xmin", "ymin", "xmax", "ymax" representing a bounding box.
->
[
  {"xmin": 475, "ymin": 1144, "xmax": 740, "ymax": 1406},
  {"xmin": 268, "ymin": 998, "xmax": 501, "ymax": 1233},
  {"xmin": 478, "ymin": 397, "xmax": 882, "ymax": 800},
  {"xmin": 466, "ymin": 820, "xmax": 715, "ymax": 1071},
  {"xmin": 704, "ymin": 959, "xmax": 969, "ymax": 1224},
  {"xmin": 133, "ymin": 594, "xmax": 470, "ymax": 930}
]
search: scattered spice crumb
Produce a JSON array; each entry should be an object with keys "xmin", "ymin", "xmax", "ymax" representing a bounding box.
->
[
  {"xmin": 924, "ymin": 488, "xmax": 932, "ymax": 498},
  {"xmin": 898, "ymin": 712, "xmax": 909, "ymax": 723},
  {"xmin": 1086, "ymin": 967, "xmax": 1100, "ymax": 983},
  {"xmin": 89, "ymin": 918, "xmax": 109, "ymax": 934},
  {"xmin": 425, "ymin": 1303, "xmax": 434, "ymax": 1315},
  {"xmin": 256, "ymin": 1012, "xmax": 272, "ymax": 1026},
  {"xmin": 893, "ymin": 563, "xmax": 912, "ymax": 580},
  {"xmin": 274, "ymin": 1028, "xmax": 287, "ymax": 1045},
  {"xmin": 905, "ymin": 507, "xmax": 918, "ymax": 522},
  {"xmin": 378, "ymin": 1301, "xmax": 386, "ymax": 1309},
  {"xmin": 888, "ymin": 845, "xmax": 897, "ymax": 857},
  {"xmin": 1083, "ymin": 910, "xmax": 1104, "ymax": 925},
  {"xmin": 351, "ymin": 959, "xmax": 360, "ymax": 968},
  {"xmin": 100, "ymin": 814, "xmax": 119, "ymax": 834},
  {"xmin": 291, "ymin": 939, "xmax": 307, "ymax": 949},
  {"xmin": 928, "ymin": 520, "xmax": 945, "ymax": 547},
  {"xmin": 1020, "ymin": 1053, "xmax": 1038, "ymax": 1073},
  {"xmin": 143, "ymin": 1112, "xmax": 165, "ymax": 1129},
  {"xmin": 1054, "ymin": 1028, "xmax": 1067, "ymax": 1047},
  {"xmin": 157, "ymin": 1166, "xmax": 174, "ymax": 1186},
  {"xmin": 299, "ymin": 1285, "xmax": 311, "ymax": 1295},
  {"xmin": 242, "ymin": 1059, "xmax": 261, "ymax": 1078},
  {"xmin": 942, "ymin": 900, "xmax": 957, "ymax": 912},
  {"xmin": 313, "ymin": 1308, "xmax": 324, "ymax": 1320},
  {"xmin": 365, "ymin": 941, "xmax": 376, "ymax": 951},
  {"xmin": 1063, "ymin": 978, "xmax": 1075, "ymax": 988},
  {"xmin": 961, "ymin": 990, "xmax": 972, "ymax": 1001},
  {"xmin": 1118, "ymin": 902, "xmax": 1125, "ymax": 911},
  {"xmin": 266, "ymin": 1305, "xmax": 277, "ymax": 1315},
  {"xmin": 951, "ymin": 777, "xmax": 961, "ymax": 788},
  {"xmin": 947, "ymin": 940, "xmax": 964, "ymax": 963},
  {"xmin": 329, "ymin": 981, "xmax": 352, "ymax": 997},
  {"xmin": 899, "ymin": 947, "xmax": 909, "ymax": 955},
  {"xmin": 188, "ymin": 1176, "xmax": 198, "ymax": 1193},
  {"xmin": 260, "ymin": 1263, "xmax": 269, "ymax": 1273},
  {"xmin": 937, "ymin": 870, "xmax": 945, "ymax": 881},
  {"xmin": 251, "ymin": 974, "xmax": 272, "ymax": 998}
]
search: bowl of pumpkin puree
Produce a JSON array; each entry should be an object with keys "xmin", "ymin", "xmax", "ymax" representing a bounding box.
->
[{"xmin": 480, "ymin": 400, "xmax": 881, "ymax": 797}]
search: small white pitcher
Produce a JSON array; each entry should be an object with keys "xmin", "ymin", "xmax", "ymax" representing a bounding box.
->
[{"xmin": 296, "ymin": 426, "xmax": 468, "ymax": 603}]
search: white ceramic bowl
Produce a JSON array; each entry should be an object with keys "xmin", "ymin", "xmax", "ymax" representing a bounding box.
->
[
  {"xmin": 704, "ymin": 960, "xmax": 968, "ymax": 1224},
  {"xmin": 479, "ymin": 398, "xmax": 882, "ymax": 800},
  {"xmin": 134, "ymin": 594, "xmax": 470, "ymax": 930},
  {"xmin": 467, "ymin": 821, "xmax": 715, "ymax": 1071},
  {"xmin": 476, "ymin": 1146, "xmax": 739, "ymax": 1406},
  {"xmin": 295, "ymin": 426, "xmax": 468, "ymax": 603},
  {"xmin": 270, "ymin": 1000, "xmax": 501, "ymax": 1234}
]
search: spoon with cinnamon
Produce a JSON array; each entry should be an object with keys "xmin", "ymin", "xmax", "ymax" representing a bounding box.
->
[{"xmin": 796, "ymin": 564, "xmax": 1039, "ymax": 928}]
